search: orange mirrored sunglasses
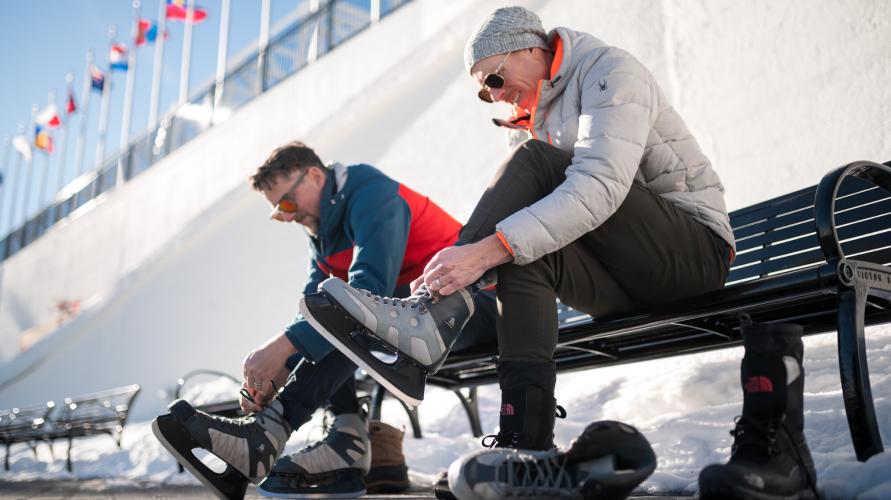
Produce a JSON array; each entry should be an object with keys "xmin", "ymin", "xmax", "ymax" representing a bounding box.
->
[{"xmin": 269, "ymin": 169, "xmax": 309, "ymax": 222}]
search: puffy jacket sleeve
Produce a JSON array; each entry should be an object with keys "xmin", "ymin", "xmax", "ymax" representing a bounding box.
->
[{"xmin": 496, "ymin": 51, "xmax": 657, "ymax": 265}]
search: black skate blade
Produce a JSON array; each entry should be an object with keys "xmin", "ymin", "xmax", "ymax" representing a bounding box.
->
[
  {"xmin": 301, "ymin": 293, "xmax": 427, "ymax": 407},
  {"xmin": 152, "ymin": 412, "xmax": 248, "ymax": 500}
]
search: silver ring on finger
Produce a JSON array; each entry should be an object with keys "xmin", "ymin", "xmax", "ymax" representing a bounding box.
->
[
  {"xmin": 252, "ymin": 381, "xmax": 264, "ymax": 389},
  {"xmin": 433, "ymin": 278, "xmax": 442, "ymax": 288}
]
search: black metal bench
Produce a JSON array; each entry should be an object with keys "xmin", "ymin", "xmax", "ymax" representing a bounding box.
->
[
  {"xmin": 0, "ymin": 384, "xmax": 142, "ymax": 472},
  {"xmin": 0, "ymin": 402, "xmax": 55, "ymax": 471},
  {"xmin": 397, "ymin": 160, "xmax": 890, "ymax": 463}
]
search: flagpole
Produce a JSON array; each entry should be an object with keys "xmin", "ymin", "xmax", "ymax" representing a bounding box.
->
[
  {"xmin": 0, "ymin": 137, "xmax": 11, "ymax": 237},
  {"xmin": 118, "ymin": 0, "xmax": 141, "ymax": 187},
  {"xmin": 95, "ymin": 25, "xmax": 116, "ymax": 170},
  {"xmin": 74, "ymin": 50, "xmax": 93, "ymax": 178},
  {"xmin": 213, "ymin": 0, "xmax": 230, "ymax": 123},
  {"xmin": 37, "ymin": 91, "xmax": 55, "ymax": 209},
  {"xmin": 178, "ymin": 0, "xmax": 195, "ymax": 105},
  {"xmin": 6, "ymin": 123, "xmax": 25, "ymax": 233},
  {"xmin": 148, "ymin": 0, "xmax": 167, "ymax": 129},
  {"xmin": 56, "ymin": 72, "xmax": 75, "ymax": 194},
  {"xmin": 308, "ymin": 0, "xmax": 321, "ymax": 64},
  {"xmin": 257, "ymin": 0, "xmax": 270, "ymax": 95},
  {"xmin": 20, "ymin": 107, "xmax": 38, "ymax": 226}
]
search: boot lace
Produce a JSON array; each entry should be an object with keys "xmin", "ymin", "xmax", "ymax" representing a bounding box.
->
[
  {"xmin": 780, "ymin": 422, "xmax": 824, "ymax": 500},
  {"xmin": 729, "ymin": 415, "xmax": 778, "ymax": 456},
  {"xmin": 482, "ymin": 431, "xmax": 522, "ymax": 449},
  {"xmin": 496, "ymin": 451, "xmax": 578, "ymax": 499},
  {"xmin": 359, "ymin": 286, "xmax": 434, "ymax": 313}
]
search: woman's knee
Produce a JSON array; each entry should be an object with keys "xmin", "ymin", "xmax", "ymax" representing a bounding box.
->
[{"xmin": 502, "ymin": 139, "xmax": 572, "ymax": 179}]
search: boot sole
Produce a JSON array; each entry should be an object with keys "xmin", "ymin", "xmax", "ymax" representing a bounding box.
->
[
  {"xmin": 257, "ymin": 485, "xmax": 366, "ymax": 499},
  {"xmin": 300, "ymin": 296, "xmax": 424, "ymax": 407},
  {"xmin": 152, "ymin": 410, "xmax": 249, "ymax": 500},
  {"xmin": 699, "ymin": 483, "xmax": 818, "ymax": 500}
]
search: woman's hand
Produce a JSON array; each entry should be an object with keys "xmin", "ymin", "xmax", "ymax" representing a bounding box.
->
[{"xmin": 411, "ymin": 235, "xmax": 512, "ymax": 295}]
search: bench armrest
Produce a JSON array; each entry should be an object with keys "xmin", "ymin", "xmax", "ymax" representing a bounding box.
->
[{"xmin": 815, "ymin": 160, "xmax": 891, "ymax": 262}]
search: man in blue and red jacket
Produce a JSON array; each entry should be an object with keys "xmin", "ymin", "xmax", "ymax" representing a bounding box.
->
[{"xmin": 155, "ymin": 141, "xmax": 495, "ymax": 499}]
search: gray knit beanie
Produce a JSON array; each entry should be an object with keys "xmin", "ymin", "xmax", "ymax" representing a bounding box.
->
[{"xmin": 464, "ymin": 6, "xmax": 549, "ymax": 74}]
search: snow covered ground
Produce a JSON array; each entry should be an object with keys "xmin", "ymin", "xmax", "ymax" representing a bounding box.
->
[{"xmin": 1, "ymin": 324, "xmax": 888, "ymax": 498}]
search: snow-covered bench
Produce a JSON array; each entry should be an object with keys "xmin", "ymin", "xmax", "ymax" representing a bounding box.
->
[{"xmin": 414, "ymin": 160, "xmax": 891, "ymax": 463}]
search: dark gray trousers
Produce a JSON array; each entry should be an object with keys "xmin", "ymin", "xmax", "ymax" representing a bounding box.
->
[{"xmin": 459, "ymin": 140, "xmax": 729, "ymax": 363}]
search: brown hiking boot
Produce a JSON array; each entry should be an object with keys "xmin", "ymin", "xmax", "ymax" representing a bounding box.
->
[{"xmin": 365, "ymin": 420, "xmax": 410, "ymax": 493}]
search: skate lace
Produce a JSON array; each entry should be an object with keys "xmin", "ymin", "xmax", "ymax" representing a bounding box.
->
[
  {"xmin": 233, "ymin": 384, "xmax": 289, "ymax": 434},
  {"xmin": 360, "ymin": 286, "xmax": 433, "ymax": 313},
  {"xmin": 300, "ymin": 412, "xmax": 334, "ymax": 449},
  {"xmin": 497, "ymin": 451, "xmax": 577, "ymax": 498}
]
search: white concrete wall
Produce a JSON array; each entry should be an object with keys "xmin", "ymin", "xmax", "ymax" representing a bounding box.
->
[{"xmin": 0, "ymin": 0, "xmax": 889, "ymax": 421}]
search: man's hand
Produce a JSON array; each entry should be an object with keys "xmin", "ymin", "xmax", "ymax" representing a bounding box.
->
[
  {"xmin": 239, "ymin": 383, "xmax": 266, "ymax": 413},
  {"xmin": 411, "ymin": 235, "xmax": 512, "ymax": 296},
  {"xmin": 243, "ymin": 332, "xmax": 298, "ymax": 404}
]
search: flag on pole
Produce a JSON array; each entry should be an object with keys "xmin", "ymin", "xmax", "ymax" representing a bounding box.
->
[
  {"xmin": 110, "ymin": 43, "xmax": 129, "ymax": 71},
  {"xmin": 37, "ymin": 104, "xmax": 62, "ymax": 129},
  {"xmin": 34, "ymin": 125, "xmax": 53, "ymax": 153},
  {"xmin": 136, "ymin": 18, "xmax": 160, "ymax": 46},
  {"xmin": 13, "ymin": 135, "xmax": 32, "ymax": 162},
  {"xmin": 66, "ymin": 88, "xmax": 77, "ymax": 114},
  {"xmin": 90, "ymin": 65, "xmax": 106, "ymax": 92},
  {"xmin": 166, "ymin": 0, "xmax": 208, "ymax": 23}
]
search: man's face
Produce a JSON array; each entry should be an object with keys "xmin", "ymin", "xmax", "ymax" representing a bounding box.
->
[
  {"xmin": 471, "ymin": 48, "xmax": 550, "ymax": 112},
  {"xmin": 262, "ymin": 168, "xmax": 324, "ymax": 234}
]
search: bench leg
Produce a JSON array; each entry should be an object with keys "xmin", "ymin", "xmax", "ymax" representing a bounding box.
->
[
  {"xmin": 370, "ymin": 384, "xmax": 385, "ymax": 421},
  {"xmin": 453, "ymin": 387, "xmax": 483, "ymax": 438},
  {"xmin": 4, "ymin": 443, "xmax": 9, "ymax": 471},
  {"xmin": 66, "ymin": 436, "xmax": 73, "ymax": 473},
  {"xmin": 836, "ymin": 281, "xmax": 884, "ymax": 461},
  {"xmin": 370, "ymin": 384, "xmax": 423, "ymax": 438}
]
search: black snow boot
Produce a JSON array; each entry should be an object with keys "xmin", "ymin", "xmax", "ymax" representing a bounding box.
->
[
  {"xmin": 699, "ymin": 320, "xmax": 821, "ymax": 500},
  {"xmin": 488, "ymin": 359, "xmax": 559, "ymax": 450}
]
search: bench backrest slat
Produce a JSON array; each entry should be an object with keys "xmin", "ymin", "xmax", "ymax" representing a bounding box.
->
[{"xmin": 732, "ymin": 184, "xmax": 885, "ymax": 242}]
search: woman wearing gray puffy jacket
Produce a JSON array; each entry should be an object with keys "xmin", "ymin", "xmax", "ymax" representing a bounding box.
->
[{"xmin": 313, "ymin": 6, "xmax": 736, "ymax": 495}]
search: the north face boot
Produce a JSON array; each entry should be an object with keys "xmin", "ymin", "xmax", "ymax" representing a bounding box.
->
[
  {"xmin": 365, "ymin": 420, "xmax": 411, "ymax": 493},
  {"xmin": 491, "ymin": 359, "xmax": 559, "ymax": 450},
  {"xmin": 153, "ymin": 399, "xmax": 292, "ymax": 499},
  {"xmin": 258, "ymin": 412, "xmax": 370, "ymax": 498},
  {"xmin": 699, "ymin": 320, "xmax": 820, "ymax": 500}
]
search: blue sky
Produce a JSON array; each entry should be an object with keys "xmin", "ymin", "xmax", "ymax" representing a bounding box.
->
[{"xmin": 0, "ymin": 0, "xmax": 311, "ymax": 237}]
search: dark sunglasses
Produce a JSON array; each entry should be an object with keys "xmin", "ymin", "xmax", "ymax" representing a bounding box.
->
[{"xmin": 477, "ymin": 51, "xmax": 512, "ymax": 103}]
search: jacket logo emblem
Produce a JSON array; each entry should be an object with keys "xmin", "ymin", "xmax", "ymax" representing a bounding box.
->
[
  {"xmin": 445, "ymin": 317, "xmax": 456, "ymax": 329},
  {"xmin": 598, "ymin": 78, "xmax": 608, "ymax": 92}
]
